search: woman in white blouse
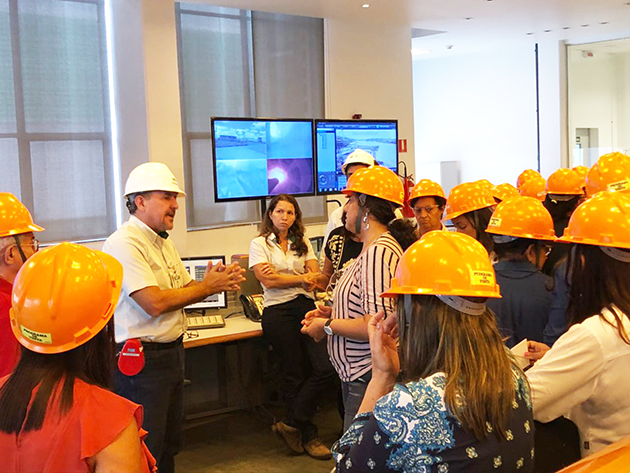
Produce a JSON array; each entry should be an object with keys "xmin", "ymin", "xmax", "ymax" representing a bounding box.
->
[
  {"xmin": 526, "ymin": 191, "xmax": 630, "ymax": 457},
  {"xmin": 249, "ymin": 194, "xmax": 335, "ymax": 460}
]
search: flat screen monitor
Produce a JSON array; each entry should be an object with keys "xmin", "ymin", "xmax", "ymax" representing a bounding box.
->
[
  {"xmin": 315, "ymin": 119, "xmax": 399, "ymax": 194},
  {"xmin": 211, "ymin": 118, "xmax": 315, "ymax": 202},
  {"xmin": 181, "ymin": 256, "xmax": 227, "ymax": 310}
]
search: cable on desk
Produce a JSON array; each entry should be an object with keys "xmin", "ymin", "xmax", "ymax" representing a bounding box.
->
[{"xmin": 225, "ymin": 310, "xmax": 245, "ymax": 319}]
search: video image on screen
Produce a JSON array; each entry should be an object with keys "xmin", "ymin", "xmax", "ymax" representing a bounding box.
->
[
  {"xmin": 316, "ymin": 121, "xmax": 398, "ymax": 194},
  {"xmin": 213, "ymin": 120, "xmax": 314, "ymax": 201}
]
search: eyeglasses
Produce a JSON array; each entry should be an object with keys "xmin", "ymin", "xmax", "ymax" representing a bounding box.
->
[
  {"xmin": 412, "ymin": 205, "xmax": 440, "ymax": 216},
  {"xmin": 12, "ymin": 237, "xmax": 39, "ymax": 252}
]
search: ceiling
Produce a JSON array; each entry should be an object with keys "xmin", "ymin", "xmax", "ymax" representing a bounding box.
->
[{"xmin": 188, "ymin": 0, "xmax": 630, "ymax": 57}]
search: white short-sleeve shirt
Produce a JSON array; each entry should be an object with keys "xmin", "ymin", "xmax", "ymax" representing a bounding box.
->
[
  {"xmin": 249, "ymin": 234, "xmax": 317, "ymax": 307},
  {"xmin": 102, "ymin": 215, "xmax": 193, "ymax": 343},
  {"xmin": 527, "ymin": 308, "xmax": 630, "ymax": 456}
]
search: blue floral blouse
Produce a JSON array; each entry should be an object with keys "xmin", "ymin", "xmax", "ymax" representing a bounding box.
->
[{"xmin": 332, "ymin": 371, "xmax": 534, "ymax": 472}]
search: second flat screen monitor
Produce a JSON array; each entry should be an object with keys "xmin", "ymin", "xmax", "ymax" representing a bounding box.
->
[
  {"xmin": 212, "ymin": 118, "xmax": 315, "ymax": 202},
  {"xmin": 316, "ymin": 120, "xmax": 398, "ymax": 194}
]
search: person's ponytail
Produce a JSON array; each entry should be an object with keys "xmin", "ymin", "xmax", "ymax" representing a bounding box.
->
[{"xmin": 388, "ymin": 218, "xmax": 418, "ymax": 251}]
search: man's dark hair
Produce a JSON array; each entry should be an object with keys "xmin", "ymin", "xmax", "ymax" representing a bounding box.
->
[{"xmin": 126, "ymin": 191, "xmax": 153, "ymax": 215}]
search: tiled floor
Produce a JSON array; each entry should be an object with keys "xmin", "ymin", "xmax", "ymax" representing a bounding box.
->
[{"xmin": 178, "ymin": 402, "xmax": 341, "ymax": 472}]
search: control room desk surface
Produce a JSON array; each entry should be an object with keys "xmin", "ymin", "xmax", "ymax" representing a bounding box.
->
[{"xmin": 184, "ymin": 315, "xmax": 263, "ymax": 348}]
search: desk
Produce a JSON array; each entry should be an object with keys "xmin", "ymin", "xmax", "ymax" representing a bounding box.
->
[
  {"xmin": 184, "ymin": 315, "xmax": 263, "ymax": 348},
  {"xmin": 183, "ymin": 315, "xmax": 267, "ymax": 421}
]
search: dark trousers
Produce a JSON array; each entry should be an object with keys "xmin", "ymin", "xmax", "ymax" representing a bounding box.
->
[
  {"xmin": 114, "ymin": 340, "xmax": 185, "ymax": 473},
  {"xmin": 262, "ymin": 295, "xmax": 336, "ymax": 442}
]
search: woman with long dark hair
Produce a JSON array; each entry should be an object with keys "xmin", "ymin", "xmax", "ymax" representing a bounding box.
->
[
  {"xmin": 249, "ymin": 194, "xmax": 335, "ymax": 460},
  {"xmin": 0, "ymin": 243, "xmax": 155, "ymax": 472},
  {"xmin": 301, "ymin": 166, "xmax": 417, "ymax": 431},
  {"xmin": 443, "ymin": 181, "xmax": 496, "ymax": 255},
  {"xmin": 332, "ymin": 231, "xmax": 534, "ymax": 472},
  {"xmin": 527, "ymin": 191, "xmax": 630, "ymax": 457}
]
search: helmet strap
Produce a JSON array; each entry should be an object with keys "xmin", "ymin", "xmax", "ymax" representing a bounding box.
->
[
  {"xmin": 600, "ymin": 246, "xmax": 630, "ymax": 263},
  {"xmin": 436, "ymin": 294, "xmax": 486, "ymax": 316},
  {"xmin": 403, "ymin": 293, "xmax": 413, "ymax": 327},
  {"xmin": 12, "ymin": 235, "xmax": 27, "ymax": 264}
]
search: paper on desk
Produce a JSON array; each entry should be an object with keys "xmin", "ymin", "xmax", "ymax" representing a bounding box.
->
[{"xmin": 511, "ymin": 339, "xmax": 529, "ymax": 370}]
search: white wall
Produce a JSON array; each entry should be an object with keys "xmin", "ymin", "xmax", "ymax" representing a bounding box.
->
[
  {"xmin": 95, "ymin": 0, "xmax": 415, "ymax": 257},
  {"xmin": 413, "ymin": 42, "xmax": 542, "ymax": 188},
  {"xmin": 412, "ymin": 38, "xmax": 573, "ymax": 187}
]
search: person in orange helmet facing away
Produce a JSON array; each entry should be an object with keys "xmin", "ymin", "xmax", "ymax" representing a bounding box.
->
[
  {"xmin": 332, "ymin": 231, "xmax": 534, "ymax": 472},
  {"xmin": 408, "ymin": 179, "xmax": 447, "ymax": 238},
  {"xmin": 527, "ymin": 191, "xmax": 630, "ymax": 458},
  {"xmin": 0, "ymin": 193, "xmax": 44, "ymax": 378},
  {"xmin": 0, "ymin": 243, "xmax": 156, "ymax": 472},
  {"xmin": 517, "ymin": 169, "xmax": 542, "ymax": 190},
  {"xmin": 485, "ymin": 196, "xmax": 556, "ymax": 347}
]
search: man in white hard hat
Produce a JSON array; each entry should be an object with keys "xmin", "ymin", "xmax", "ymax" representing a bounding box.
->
[
  {"xmin": 103, "ymin": 162, "xmax": 245, "ymax": 473},
  {"xmin": 323, "ymin": 149, "xmax": 376, "ymax": 243}
]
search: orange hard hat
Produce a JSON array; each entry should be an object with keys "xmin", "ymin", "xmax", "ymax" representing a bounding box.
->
[
  {"xmin": 517, "ymin": 169, "xmax": 542, "ymax": 189},
  {"xmin": 408, "ymin": 179, "xmax": 446, "ymax": 203},
  {"xmin": 382, "ymin": 230, "xmax": 501, "ymax": 299},
  {"xmin": 486, "ymin": 196, "xmax": 556, "ymax": 242},
  {"xmin": 585, "ymin": 152, "xmax": 630, "ymax": 197},
  {"xmin": 572, "ymin": 166, "xmax": 589, "ymax": 178},
  {"xmin": 342, "ymin": 165, "xmax": 404, "ymax": 206},
  {"xmin": 10, "ymin": 243, "xmax": 123, "ymax": 354},
  {"xmin": 519, "ymin": 176, "xmax": 547, "ymax": 201},
  {"xmin": 475, "ymin": 179, "xmax": 495, "ymax": 193},
  {"xmin": 443, "ymin": 182, "xmax": 496, "ymax": 221},
  {"xmin": 0, "ymin": 193, "xmax": 44, "ymax": 238},
  {"xmin": 558, "ymin": 191, "xmax": 630, "ymax": 250},
  {"xmin": 546, "ymin": 168, "xmax": 585, "ymax": 195},
  {"xmin": 491, "ymin": 183, "xmax": 520, "ymax": 202}
]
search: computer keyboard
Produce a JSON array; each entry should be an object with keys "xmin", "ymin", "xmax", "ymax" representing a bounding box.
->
[{"xmin": 186, "ymin": 314, "xmax": 226, "ymax": 330}]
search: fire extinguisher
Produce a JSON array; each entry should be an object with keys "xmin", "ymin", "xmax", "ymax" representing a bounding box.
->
[{"xmin": 398, "ymin": 161, "xmax": 415, "ymax": 218}]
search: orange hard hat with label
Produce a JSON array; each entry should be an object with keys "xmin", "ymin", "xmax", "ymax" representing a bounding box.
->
[
  {"xmin": 585, "ymin": 152, "xmax": 630, "ymax": 197},
  {"xmin": 517, "ymin": 169, "xmax": 542, "ymax": 190},
  {"xmin": 486, "ymin": 196, "xmax": 556, "ymax": 242},
  {"xmin": 382, "ymin": 231, "xmax": 501, "ymax": 317},
  {"xmin": 0, "ymin": 193, "xmax": 44, "ymax": 238},
  {"xmin": 519, "ymin": 176, "xmax": 547, "ymax": 201},
  {"xmin": 558, "ymin": 191, "xmax": 630, "ymax": 250},
  {"xmin": 342, "ymin": 165, "xmax": 404, "ymax": 206},
  {"xmin": 443, "ymin": 182, "xmax": 495, "ymax": 221},
  {"xmin": 10, "ymin": 243, "xmax": 123, "ymax": 354},
  {"xmin": 546, "ymin": 168, "xmax": 584, "ymax": 195},
  {"xmin": 491, "ymin": 183, "xmax": 520, "ymax": 202},
  {"xmin": 408, "ymin": 179, "xmax": 446, "ymax": 203}
]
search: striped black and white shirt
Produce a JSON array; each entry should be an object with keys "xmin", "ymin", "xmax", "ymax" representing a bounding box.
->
[{"xmin": 328, "ymin": 232, "xmax": 403, "ymax": 382}]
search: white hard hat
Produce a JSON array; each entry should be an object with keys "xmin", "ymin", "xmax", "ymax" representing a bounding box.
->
[
  {"xmin": 341, "ymin": 149, "xmax": 376, "ymax": 175},
  {"xmin": 123, "ymin": 162, "xmax": 186, "ymax": 198}
]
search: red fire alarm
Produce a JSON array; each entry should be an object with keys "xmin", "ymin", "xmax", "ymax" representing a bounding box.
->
[{"xmin": 398, "ymin": 139, "xmax": 408, "ymax": 153}]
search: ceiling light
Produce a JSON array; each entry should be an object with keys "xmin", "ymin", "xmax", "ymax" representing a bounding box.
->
[
  {"xmin": 581, "ymin": 24, "xmax": 589, "ymax": 27},
  {"xmin": 600, "ymin": 21, "xmax": 609, "ymax": 25},
  {"xmin": 362, "ymin": 4, "xmax": 370, "ymax": 7},
  {"xmin": 526, "ymin": 32, "xmax": 534, "ymax": 35},
  {"xmin": 544, "ymin": 29, "xmax": 552, "ymax": 33},
  {"xmin": 563, "ymin": 26, "xmax": 571, "ymax": 30}
]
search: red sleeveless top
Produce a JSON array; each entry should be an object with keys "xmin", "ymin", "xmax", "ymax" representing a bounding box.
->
[{"xmin": 0, "ymin": 377, "xmax": 156, "ymax": 472}]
